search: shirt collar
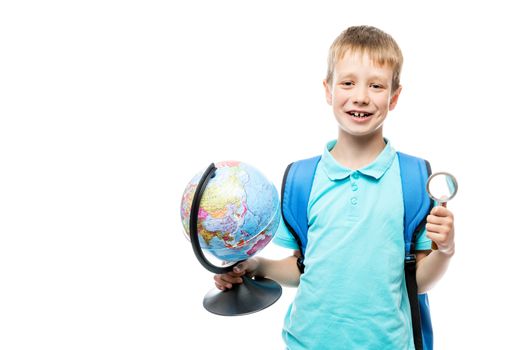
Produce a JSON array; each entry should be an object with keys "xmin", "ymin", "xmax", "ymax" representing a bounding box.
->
[{"xmin": 321, "ymin": 139, "xmax": 397, "ymax": 181}]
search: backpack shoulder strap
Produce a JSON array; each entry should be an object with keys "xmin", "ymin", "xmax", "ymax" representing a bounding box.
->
[
  {"xmin": 398, "ymin": 152, "xmax": 433, "ymax": 254},
  {"xmin": 398, "ymin": 151, "xmax": 434, "ymax": 350},
  {"xmin": 281, "ymin": 155, "xmax": 321, "ymax": 257}
]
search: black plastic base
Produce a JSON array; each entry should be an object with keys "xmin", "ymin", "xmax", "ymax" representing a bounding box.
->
[{"xmin": 203, "ymin": 276, "xmax": 282, "ymax": 316}]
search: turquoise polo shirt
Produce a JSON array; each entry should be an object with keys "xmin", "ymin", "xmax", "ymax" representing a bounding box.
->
[{"xmin": 273, "ymin": 140, "xmax": 432, "ymax": 350}]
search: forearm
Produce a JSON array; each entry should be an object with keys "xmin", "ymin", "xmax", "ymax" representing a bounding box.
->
[
  {"xmin": 416, "ymin": 249, "xmax": 454, "ymax": 294},
  {"xmin": 253, "ymin": 255, "xmax": 301, "ymax": 287}
]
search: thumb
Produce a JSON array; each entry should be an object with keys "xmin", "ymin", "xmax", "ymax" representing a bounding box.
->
[
  {"xmin": 233, "ymin": 261, "xmax": 248, "ymax": 273},
  {"xmin": 233, "ymin": 258, "xmax": 258, "ymax": 274},
  {"xmin": 438, "ymin": 195, "xmax": 448, "ymax": 208}
]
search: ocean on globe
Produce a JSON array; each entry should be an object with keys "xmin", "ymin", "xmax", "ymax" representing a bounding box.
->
[{"xmin": 180, "ymin": 161, "xmax": 280, "ymax": 263}]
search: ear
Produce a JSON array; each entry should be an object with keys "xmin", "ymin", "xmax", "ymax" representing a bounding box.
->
[
  {"xmin": 323, "ymin": 80, "xmax": 333, "ymax": 106},
  {"xmin": 389, "ymin": 85, "xmax": 402, "ymax": 111}
]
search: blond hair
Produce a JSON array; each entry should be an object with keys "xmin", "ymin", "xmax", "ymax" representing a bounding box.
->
[{"xmin": 325, "ymin": 26, "xmax": 403, "ymax": 92}]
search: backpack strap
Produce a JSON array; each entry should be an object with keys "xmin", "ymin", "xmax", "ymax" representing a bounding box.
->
[
  {"xmin": 281, "ymin": 155, "xmax": 321, "ymax": 271},
  {"xmin": 398, "ymin": 152, "xmax": 434, "ymax": 350}
]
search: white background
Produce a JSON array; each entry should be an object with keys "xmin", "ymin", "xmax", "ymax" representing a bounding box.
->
[{"xmin": 1, "ymin": 1, "xmax": 523, "ymax": 349}]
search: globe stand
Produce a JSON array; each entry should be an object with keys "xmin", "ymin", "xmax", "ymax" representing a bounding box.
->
[
  {"xmin": 190, "ymin": 163, "xmax": 282, "ymax": 316},
  {"xmin": 203, "ymin": 275, "xmax": 282, "ymax": 316}
]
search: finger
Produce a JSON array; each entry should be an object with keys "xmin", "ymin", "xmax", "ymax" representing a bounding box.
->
[
  {"xmin": 426, "ymin": 231, "xmax": 447, "ymax": 245},
  {"xmin": 233, "ymin": 261, "xmax": 249, "ymax": 273},
  {"xmin": 427, "ymin": 214, "xmax": 454, "ymax": 231},
  {"xmin": 214, "ymin": 273, "xmax": 243, "ymax": 287},
  {"xmin": 426, "ymin": 225, "xmax": 454, "ymax": 242},
  {"xmin": 224, "ymin": 273, "xmax": 244, "ymax": 284},
  {"xmin": 215, "ymin": 282, "xmax": 226, "ymax": 291},
  {"xmin": 213, "ymin": 274, "xmax": 229, "ymax": 288},
  {"xmin": 430, "ymin": 205, "xmax": 453, "ymax": 218},
  {"xmin": 214, "ymin": 278, "xmax": 232, "ymax": 289},
  {"xmin": 226, "ymin": 270, "xmax": 245, "ymax": 278},
  {"xmin": 426, "ymin": 230, "xmax": 454, "ymax": 252},
  {"xmin": 426, "ymin": 223, "xmax": 451, "ymax": 235},
  {"xmin": 426, "ymin": 214, "xmax": 446, "ymax": 225},
  {"xmin": 426, "ymin": 214, "xmax": 453, "ymax": 226}
]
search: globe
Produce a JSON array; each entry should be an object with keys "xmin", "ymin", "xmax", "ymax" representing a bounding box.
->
[
  {"xmin": 180, "ymin": 160, "xmax": 282, "ymax": 316},
  {"xmin": 180, "ymin": 160, "xmax": 280, "ymax": 266}
]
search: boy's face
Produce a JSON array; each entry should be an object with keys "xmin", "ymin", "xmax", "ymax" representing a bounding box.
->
[{"xmin": 324, "ymin": 51, "xmax": 401, "ymax": 139}]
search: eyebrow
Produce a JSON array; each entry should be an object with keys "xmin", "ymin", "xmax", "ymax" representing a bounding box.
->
[{"xmin": 337, "ymin": 73, "xmax": 389, "ymax": 83}]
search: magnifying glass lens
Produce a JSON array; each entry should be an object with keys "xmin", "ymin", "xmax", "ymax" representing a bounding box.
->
[{"xmin": 426, "ymin": 172, "xmax": 458, "ymax": 203}]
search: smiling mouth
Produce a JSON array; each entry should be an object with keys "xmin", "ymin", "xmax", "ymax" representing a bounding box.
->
[{"xmin": 348, "ymin": 111, "xmax": 372, "ymax": 118}]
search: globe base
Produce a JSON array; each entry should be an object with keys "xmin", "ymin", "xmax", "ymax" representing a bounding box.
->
[{"xmin": 203, "ymin": 275, "xmax": 282, "ymax": 316}]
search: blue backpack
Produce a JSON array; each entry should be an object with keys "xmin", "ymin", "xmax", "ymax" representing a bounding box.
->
[{"xmin": 281, "ymin": 152, "xmax": 434, "ymax": 350}]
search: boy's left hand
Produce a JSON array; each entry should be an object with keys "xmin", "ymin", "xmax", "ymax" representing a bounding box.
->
[{"xmin": 426, "ymin": 206, "xmax": 455, "ymax": 256}]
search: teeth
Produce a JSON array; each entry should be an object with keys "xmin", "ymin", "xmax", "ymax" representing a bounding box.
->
[{"xmin": 350, "ymin": 112, "xmax": 370, "ymax": 118}]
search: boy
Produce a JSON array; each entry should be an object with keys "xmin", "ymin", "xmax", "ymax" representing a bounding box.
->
[{"xmin": 214, "ymin": 25, "xmax": 455, "ymax": 349}]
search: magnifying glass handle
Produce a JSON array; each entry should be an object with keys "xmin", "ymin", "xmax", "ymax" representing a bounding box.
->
[{"xmin": 431, "ymin": 201, "xmax": 447, "ymax": 250}]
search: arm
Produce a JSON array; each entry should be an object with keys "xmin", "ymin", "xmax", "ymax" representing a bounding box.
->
[
  {"xmin": 214, "ymin": 250, "xmax": 302, "ymax": 290},
  {"xmin": 415, "ymin": 205, "xmax": 455, "ymax": 294}
]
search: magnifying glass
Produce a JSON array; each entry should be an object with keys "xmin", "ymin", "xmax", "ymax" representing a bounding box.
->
[
  {"xmin": 425, "ymin": 171, "xmax": 458, "ymax": 249},
  {"xmin": 426, "ymin": 172, "xmax": 458, "ymax": 206}
]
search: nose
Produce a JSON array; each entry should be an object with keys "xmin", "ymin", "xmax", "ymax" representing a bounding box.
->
[{"xmin": 352, "ymin": 85, "xmax": 369, "ymax": 105}]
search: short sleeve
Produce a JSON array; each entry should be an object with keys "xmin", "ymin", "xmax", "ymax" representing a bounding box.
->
[
  {"xmin": 415, "ymin": 226, "xmax": 432, "ymax": 251},
  {"xmin": 271, "ymin": 213, "xmax": 299, "ymax": 250}
]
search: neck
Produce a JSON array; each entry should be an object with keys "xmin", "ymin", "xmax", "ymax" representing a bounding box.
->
[{"xmin": 330, "ymin": 130, "xmax": 386, "ymax": 170}]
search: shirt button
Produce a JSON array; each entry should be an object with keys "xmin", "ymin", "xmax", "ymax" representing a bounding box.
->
[
  {"xmin": 351, "ymin": 197, "xmax": 358, "ymax": 205},
  {"xmin": 352, "ymin": 184, "xmax": 358, "ymax": 191},
  {"xmin": 353, "ymin": 172, "xmax": 360, "ymax": 179}
]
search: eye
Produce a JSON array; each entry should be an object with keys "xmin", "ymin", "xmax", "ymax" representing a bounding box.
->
[
  {"xmin": 370, "ymin": 83, "xmax": 384, "ymax": 89},
  {"xmin": 342, "ymin": 81, "xmax": 354, "ymax": 87}
]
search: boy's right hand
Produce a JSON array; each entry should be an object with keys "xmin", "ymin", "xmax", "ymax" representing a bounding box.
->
[{"xmin": 213, "ymin": 258, "xmax": 259, "ymax": 291}]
